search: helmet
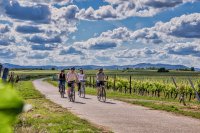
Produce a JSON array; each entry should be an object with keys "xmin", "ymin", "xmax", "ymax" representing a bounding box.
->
[
  {"xmin": 71, "ymin": 67, "xmax": 75, "ymax": 70},
  {"xmin": 99, "ymin": 68, "xmax": 103, "ymax": 71}
]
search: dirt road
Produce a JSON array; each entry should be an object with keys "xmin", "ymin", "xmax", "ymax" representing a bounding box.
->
[{"xmin": 33, "ymin": 79, "xmax": 200, "ymax": 133}]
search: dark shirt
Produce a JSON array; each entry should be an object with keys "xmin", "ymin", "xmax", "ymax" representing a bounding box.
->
[{"xmin": 59, "ymin": 73, "xmax": 66, "ymax": 81}]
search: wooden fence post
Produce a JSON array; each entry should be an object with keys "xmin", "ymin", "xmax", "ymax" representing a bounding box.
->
[
  {"xmin": 130, "ymin": 75, "xmax": 132, "ymax": 94},
  {"xmin": 107, "ymin": 76, "xmax": 109, "ymax": 89},
  {"xmin": 90, "ymin": 76, "xmax": 91, "ymax": 87},
  {"xmin": 93, "ymin": 76, "xmax": 95, "ymax": 88},
  {"xmin": 114, "ymin": 74, "xmax": 116, "ymax": 91}
]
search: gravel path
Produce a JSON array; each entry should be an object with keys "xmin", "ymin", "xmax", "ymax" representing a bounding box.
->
[{"xmin": 33, "ymin": 79, "xmax": 200, "ymax": 133}]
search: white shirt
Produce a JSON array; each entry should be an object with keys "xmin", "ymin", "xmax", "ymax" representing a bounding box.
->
[{"xmin": 77, "ymin": 73, "xmax": 85, "ymax": 81}]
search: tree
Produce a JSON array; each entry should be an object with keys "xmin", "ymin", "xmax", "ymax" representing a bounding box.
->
[
  {"xmin": 51, "ymin": 67, "xmax": 56, "ymax": 70},
  {"xmin": 157, "ymin": 68, "xmax": 169, "ymax": 72},
  {"xmin": 191, "ymin": 67, "xmax": 195, "ymax": 71}
]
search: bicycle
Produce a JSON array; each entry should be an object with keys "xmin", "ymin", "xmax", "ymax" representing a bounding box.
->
[
  {"xmin": 97, "ymin": 81, "xmax": 107, "ymax": 102},
  {"xmin": 59, "ymin": 81, "xmax": 65, "ymax": 98},
  {"xmin": 68, "ymin": 81, "xmax": 75, "ymax": 102},
  {"xmin": 79, "ymin": 80, "xmax": 86, "ymax": 98}
]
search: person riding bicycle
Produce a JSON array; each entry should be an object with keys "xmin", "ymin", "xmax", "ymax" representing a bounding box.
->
[
  {"xmin": 96, "ymin": 68, "xmax": 106, "ymax": 95},
  {"xmin": 58, "ymin": 70, "xmax": 66, "ymax": 93},
  {"xmin": 66, "ymin": 67, "xmax": 78, "ymax": 95},
  {"xmin": 77, "ymin": 68, "xmax": 86, "ymax": 94}
]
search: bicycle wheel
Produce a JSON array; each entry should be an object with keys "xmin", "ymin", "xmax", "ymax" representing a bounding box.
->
[
  {"xmin": 82, "ymin": 87, "xmax": 85, "ymax": 98},
  {"xmin": 80, "ymin": 84, "xmax": 85, "ymax": 98},
  {"xmin": 61, "ymin": 86, "xmax": 65, "ymax": 98},
  {"xmin": 72, "ymin": 91, "xmax": 75, "ymax": 102},
  {"xmin": 102, "ymin": 87, "xmax": 106, "ymax": 102},
  {"xmin": 59, "ymin": 86, "xmax": 63, "ymax": 98},
  {"xmin": 97, "ymin": 88, "xmax": 101, "ymax": 101},
  {"xmin": 78, "ymin": 87, "xmax": 81, "ymax": 98},
  {"xmin": 68, "ymin": 89, "xmax": 71, "ymax": 101}
]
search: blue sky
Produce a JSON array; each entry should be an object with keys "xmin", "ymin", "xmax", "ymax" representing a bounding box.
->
[{"xmin": 0, "ymin": 0, "xmax": 200, "ymax": 67}]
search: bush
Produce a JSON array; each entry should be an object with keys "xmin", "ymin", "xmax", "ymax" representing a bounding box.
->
[{"xmin": 157, "ymin": 68, "xmax": 169, "ymax": 72}]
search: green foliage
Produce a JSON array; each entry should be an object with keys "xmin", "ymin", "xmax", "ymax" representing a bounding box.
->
[
  {"xmin": 157, "ymin": 68, "xmax": 169, "ymax": 72},
  {"xmin": 0, "ymin": 80, "xmax": 24, "ymax": 133}
]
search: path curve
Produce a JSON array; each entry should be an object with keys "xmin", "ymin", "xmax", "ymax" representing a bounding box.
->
[{"xmin": 33, "ymin": 79, "xmax": 200, "ymax": 133}]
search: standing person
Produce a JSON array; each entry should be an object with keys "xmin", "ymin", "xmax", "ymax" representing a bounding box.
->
[
  {"xmin": 96, "ymin": 68, "xmax": 106, "ymax": 95},
  {"xmin": 8, "ymin": 72, "xmax": 14, "ymax": 83},
  {"xmin": 15, "ymin": 75, "xmax": 20, "ymax": 83},
  {"xmin": 77, "ymin": 68, "xmax": 86, "ymax": 95},
  {"xmin": 66, "ymin": 67, "xmax": 78, "ymax": 95},
  {"xmin": 58, "ymin": 70, "xmax": 66, "ymax": 93}
]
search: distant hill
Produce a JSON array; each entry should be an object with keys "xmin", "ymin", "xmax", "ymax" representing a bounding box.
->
[
  {"xmin": 1, "ymin": 63, "xmax": 198, "ymax": 71},
  {"xmin": 131, "ymin": 63, "xmax": 188, "ymax": 70}
]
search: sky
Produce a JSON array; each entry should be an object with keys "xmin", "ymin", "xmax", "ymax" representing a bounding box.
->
[{"xmin": 0, "ymin": 0, "xmax": 200, "ymax": 67}]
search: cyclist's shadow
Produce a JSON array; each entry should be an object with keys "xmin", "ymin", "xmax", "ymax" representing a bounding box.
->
[
  {"xmin": 100, "ymin": 101, "xmax": 116, "ymax": 104},
  {"xmin": 74, "ymin": 101, "xmax": 86, "ymax": 104},
  {"xmin": 82, "ymin": 97, "xmax": 92, "ymax": 100}
]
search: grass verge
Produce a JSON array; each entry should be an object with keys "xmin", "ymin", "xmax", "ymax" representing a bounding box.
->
[
  {"xmin": 46, "ymin": 79, "xmax": 200, "ymax": 120},
  {"xmin": 14, "ymin": 81, "xmax": 109, "ymax": 133}
]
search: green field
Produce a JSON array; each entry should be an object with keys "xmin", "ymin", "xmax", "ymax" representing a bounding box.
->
[
  {"xmin": 11, "ymin": 69, "xmax": 200, "ymax": 82},
  {"xmin": 12, "ymin": 69, "xmax": 200, "ymax": 76}
]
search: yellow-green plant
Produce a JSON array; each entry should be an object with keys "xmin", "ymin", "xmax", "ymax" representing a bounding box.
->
[{"xmin": 0, "ymin": 79, "xmax": 24, "ymax": 133}]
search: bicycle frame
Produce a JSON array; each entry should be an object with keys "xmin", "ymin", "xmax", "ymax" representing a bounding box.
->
[
  {"xmin": 79, "ymin": 81, "xmax": 85, "ymax": 97},
  {"xmin": 68, "ymin": 81, "xmax": 75, "ymax": 102},
  {"xmin": 98, "ymin": 82, "xmax": 106, "ymax": 102},
  {"xmin": 59, "ymin": 82, "xmax": 65, "ymax": 98}
]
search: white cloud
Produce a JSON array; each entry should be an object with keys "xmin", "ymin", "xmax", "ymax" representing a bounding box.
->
[
  {"xmin": 115, "ymin": 47, "xmax": 159, "ymax": 58},
  {"xmin": 165, "ymin": 41, "xmax": 200, "ymax": 57},
  {"xmin": 74, "ymin": 37, "xmax": 119, "ymax": 50},
  {"xmin": 76, "ymin": 13, "xmax": 200, "ymax": 48},
  {"xmin": 76, "ymin": 0, "xmax": 200, "ymax": 20}
]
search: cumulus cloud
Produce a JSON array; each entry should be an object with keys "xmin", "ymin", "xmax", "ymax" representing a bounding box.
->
[
  {"xmin": 31, "ymin": 43, "xmax": 58, "ymax": 51},
  {"xmin": 77, "ymin": 5, "xmax": 117, "ymax": 20},
  {"xmin": 0, "ymin": 24, "xmax": 10, "ymax": 33},
  {"xmin": 0, "ymin": 47, "xmax": 16, "ymax": 58},
  {"xmin": 77, "ymin": 13, "xmax": 200, "ymax": 48},
  {"xmin": 115, "ymin": 48, "xmax": 159, "ymax": 58},
  {"xmin": 27, "ymin": 35, "xmax": 61, "ymax": 44},
  {"xmin": 4, "ymin": 0, "xmax": 51, "ymax": 23},
  {"xmin": 74, "ymin": 27, "xmax": 130, "ymax": 50},
  {"xmin": 76, "ymin": 0, "xmax": 200, "ymax": 20},
  {"xmin": 0, "ymin": 34, "xmax": 15, "ymax": 46},
  {"xmin": 0, "ymin": 0, "xmax": 200, "ymax": 67},
  {"xmin": 59, "ymin": 46, "xmax": 83, "ymax": 55},
  {"xmin": 165, "ymin": 42, "xmax": 200, "ymax": 57},
  {"xmin": 132, "ymin": 13, "xmax": 200, "ymax": 43},
  {"xmin": 0, "ymin": 0, "xmax": 79, "ymax": 51},
  {"xmin": 74, "ymin": 38, "xmax": 118, "ymax": 50},
  {"xmin": 16, "ymin": 25, "xmax": 43, "ymax": 34},
  {"xmin": 27, "ymin": 51, "xmax": 49, "ymax": 59}
]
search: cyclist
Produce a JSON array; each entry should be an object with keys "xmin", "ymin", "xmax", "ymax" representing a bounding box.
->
[
  {"xmin": 66, "ymin": 67, "xmax": 78, "ymax": 96},
  {"xmin": 77, "ymin": 68, "xmax": 86, "ymax": 95},
  {"xmin": 58, "ymin": 70, "xmax": 66, "ymax": 93},
  {"xmin": 96, "ymin": 68, "xmax": 106, "ymax": 95}
]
